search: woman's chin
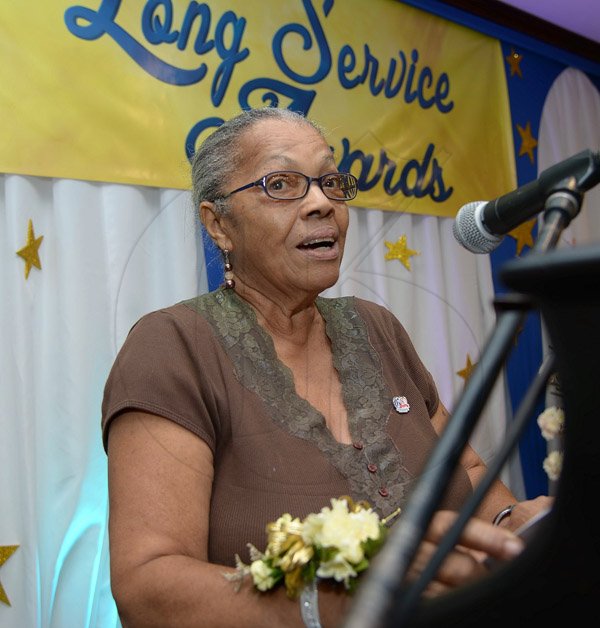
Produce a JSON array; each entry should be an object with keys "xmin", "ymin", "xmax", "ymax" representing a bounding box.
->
[{"xmin": 294, "ymin": 269, "xmax": 340, "ymax": 296}]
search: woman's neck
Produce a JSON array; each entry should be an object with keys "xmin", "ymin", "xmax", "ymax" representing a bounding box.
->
[{"xmin": 232, "ymin": 281, "xmax": 322, "ymax": 342}]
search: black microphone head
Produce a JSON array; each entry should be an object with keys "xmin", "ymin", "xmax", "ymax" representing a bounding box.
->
[{"xmin": 453, "ymin": 201, "xmax": 503, "ymax": 254}]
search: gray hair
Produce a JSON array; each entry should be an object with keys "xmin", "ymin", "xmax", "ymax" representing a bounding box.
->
[{"xmin": 190, "ymin": 107, "xmax": 325, "ymax": 215}]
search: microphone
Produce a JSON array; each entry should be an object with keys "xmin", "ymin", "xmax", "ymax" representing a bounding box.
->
[{"xmin": 453, "ymin": 149, "xmax": 600, "ymax": 253}]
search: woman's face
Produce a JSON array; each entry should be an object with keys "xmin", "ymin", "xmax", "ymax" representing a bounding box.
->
[{"xmin": 220, "ymin": 119, "xmax": 350, "ymax": 302}]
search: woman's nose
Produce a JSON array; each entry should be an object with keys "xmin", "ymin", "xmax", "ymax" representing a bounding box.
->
[{"xmin": 300, "ymin": 180, "xmax": 335, "ymax": 216}]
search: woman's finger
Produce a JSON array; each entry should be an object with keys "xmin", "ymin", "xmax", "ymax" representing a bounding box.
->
[{"xmin": 427, "ymin": 511, "xmax": 525, "ymax": 561}]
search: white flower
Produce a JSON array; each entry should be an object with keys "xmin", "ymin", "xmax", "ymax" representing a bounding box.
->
[
  {"xmin": 543, "ymin": 450, "xmax": 563, "ymax": 481},
  {"xmin": 302, "ymin": 498, "xmax": 380, "ymax": 564},
  {"xmin": 349, "ymin": 507, "xmax": 382, "ymax": 542},
  {"xmin": 537, "ymin": 406, "xmax": 565, "ymax": 440},
  {"xmin": 316, "ymin": 552, "xmax": 358, "ymax": 586},
  {"xmin": 250, "ymin": 559, "xmax": 278, "ymax": 591}
]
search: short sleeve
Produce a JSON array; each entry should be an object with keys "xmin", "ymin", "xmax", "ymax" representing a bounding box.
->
[{"xmin": 101, "ymin": 305, "xmax": 221, "ymax": 452}]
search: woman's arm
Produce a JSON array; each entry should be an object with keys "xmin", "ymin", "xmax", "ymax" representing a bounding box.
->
[
  {"xmin": 430, "ymin": 403, "xmax": 553, "ymax": 530},
  {"xmin": 107, "ymin": 410, "xmax": 327, "ymax": 628}
]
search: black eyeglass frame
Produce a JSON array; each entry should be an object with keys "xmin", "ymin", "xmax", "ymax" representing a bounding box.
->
[{"xmin": 220, "ymin": 170, "xmax": 359, "ymax": 201}]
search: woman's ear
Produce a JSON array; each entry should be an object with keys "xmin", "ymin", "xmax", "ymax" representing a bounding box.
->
[{"xmin": 200, "ymin": 201, "xmax": 233, "ymax": 251}]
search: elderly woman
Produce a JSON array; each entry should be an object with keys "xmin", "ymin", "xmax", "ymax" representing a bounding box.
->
[{"xmin": 102, "ymin": 107, "xmax": 550, "ymax": 627}]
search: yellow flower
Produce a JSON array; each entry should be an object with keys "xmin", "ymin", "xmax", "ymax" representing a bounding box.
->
[
  {"xmin": 284, "ymin": 566, "xmax": 306, "ymax": 599},
  {"xmin": 277, "ymin": 539, "xmax": 314, "ymax": 572},
  {"xmin": 266, "ymin": 513, "xmax": 304, "ymax": 557}
]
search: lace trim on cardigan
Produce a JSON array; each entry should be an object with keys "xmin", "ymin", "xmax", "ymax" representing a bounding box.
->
[{"xmin": 183, "ymin": 289, "xmax": 415, "ymax": 516}]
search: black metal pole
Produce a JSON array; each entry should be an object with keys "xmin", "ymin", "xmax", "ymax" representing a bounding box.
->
[{"xmin": 386, "ymin": 353, "xmax": 556, "ymax": 625}]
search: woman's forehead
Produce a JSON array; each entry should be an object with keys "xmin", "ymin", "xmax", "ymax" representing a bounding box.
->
[
  {"xmin": 243, "ymin": 118, "xmax": 323, "ymax": 146},
  {"xmin": 238, "ymin": 119, "xmax": 332, "ymax": 165}
]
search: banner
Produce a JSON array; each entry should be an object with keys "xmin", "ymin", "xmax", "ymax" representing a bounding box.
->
[{"xmin": 0, "ymin": 0, "xmax": 516, "ymax": 216}]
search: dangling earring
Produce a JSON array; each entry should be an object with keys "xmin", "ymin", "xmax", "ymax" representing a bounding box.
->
[{"xmin": 223, "ymin": 249, "xmax": 235, "ymax": 289}]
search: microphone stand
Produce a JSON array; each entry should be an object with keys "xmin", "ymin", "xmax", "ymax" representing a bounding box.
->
[
  {"xmin": 385, "ymin": 352, "xmax": 556, "ymax": 625},
  {"xmin": 343, "ymin": 181, "xmax": 584, "ymax": 628}
]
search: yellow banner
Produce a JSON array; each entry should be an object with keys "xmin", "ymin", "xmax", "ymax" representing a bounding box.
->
[{"xmin": 0, "ymin": 0, "xmax": 515, "ymax": 216}]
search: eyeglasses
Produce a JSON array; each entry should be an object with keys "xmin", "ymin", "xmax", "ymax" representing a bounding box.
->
[{"xmin": 222, "ymin": 170, "xmax": 358, "ymax": 201}]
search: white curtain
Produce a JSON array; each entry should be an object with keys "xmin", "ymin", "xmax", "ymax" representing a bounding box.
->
[
  {"xmin": 538, "ymin": 67, "xmax": 600, "ymax": 247},
  {"xmin": 0, "ymin": 176, "xmax": 205, "ymax": 627},
  {"xmin": 536, "ymin": 67, "xmax": 600, "ymax": 490}
]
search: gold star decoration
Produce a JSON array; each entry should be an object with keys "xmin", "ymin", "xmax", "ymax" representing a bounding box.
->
[
  {"xmin": 384, "ymin": 235, "xmax": 420, "ymax": 270},
  {"xmin": 505, "ymin": 47, "xmax": 523, "ymax": 78},
  {"xmin": 509, "ymin": 218, "xmax": 536, "ymax": 255},
  {"xmin": 0, "ymin": 545, "xmax": 19, "ymax": 606},
  {"xmin": 16, "ymin": 218, "xmax": 43, "ymax": 279},
  {"xmin": 457, "ymin": 354, "xmax": 476, "ymax": 384},
  {"xmin": 516, "ymin": 121, "xmax": 538, "ymax": 164}
]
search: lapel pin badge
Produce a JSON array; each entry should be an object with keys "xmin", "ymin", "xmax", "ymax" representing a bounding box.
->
[{"xmin": 393, "ymin": 395, "xmax": 410, "ymax": 414}]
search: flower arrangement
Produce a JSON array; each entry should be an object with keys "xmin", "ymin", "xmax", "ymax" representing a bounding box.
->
[
  {"xmin": 542, "ymin": 450, "xmax": 563, "ymax": 482},
  {"xmin": 225, "ymin": 496, "xmax": 400, "ymax": 599},
  {"xmin": 537, "ymin": 405, "xmax": 565, "ymax": 482}
]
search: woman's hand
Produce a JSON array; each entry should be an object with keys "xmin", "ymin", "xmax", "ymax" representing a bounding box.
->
[{"xmin": 405, "ymin": 510, "xmax": 525, "ymax": 597}]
